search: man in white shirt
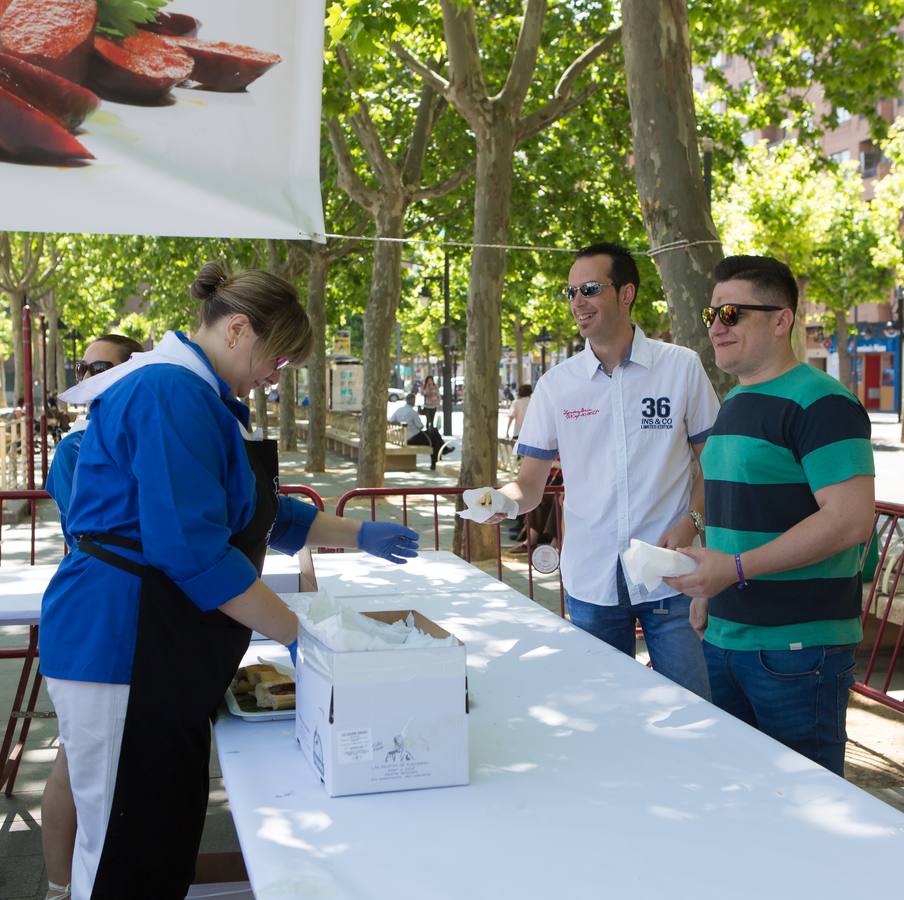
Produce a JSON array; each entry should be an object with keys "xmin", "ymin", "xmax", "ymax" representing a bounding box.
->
[
  {"xmin": 390, "ymin": 393, "xmax": 447, "ymax": 469},
  {"xmin": 480, "ymin": 243, "xmax": 720, "ymax": 697}
]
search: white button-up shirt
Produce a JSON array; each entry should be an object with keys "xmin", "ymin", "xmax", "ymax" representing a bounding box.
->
[
  {"xmin": 516, "ymin": 326, "xmax": 720, "ymax": 605},
  {"xmin": 389, "ymin": 404, "xmax": 424, "ymax": 441}
]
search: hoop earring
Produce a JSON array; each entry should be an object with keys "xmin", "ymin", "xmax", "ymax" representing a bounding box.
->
[{"xmin": 228, "ymin": 339, "xmax": 237, "ymax": 350}]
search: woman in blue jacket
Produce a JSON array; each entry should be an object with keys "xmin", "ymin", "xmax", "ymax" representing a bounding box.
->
[
  {"xmin": 40, "ymin": 263, "xmax": 418, "ymax": 899},
  {"xmin": 43, "ymin": 333, "xmax": 143, "ymax": 900}
]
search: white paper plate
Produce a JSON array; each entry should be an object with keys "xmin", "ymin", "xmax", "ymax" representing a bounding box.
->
[{"xmin": 223, "ymin": 686, "xmax": 294, "ymax": 722}]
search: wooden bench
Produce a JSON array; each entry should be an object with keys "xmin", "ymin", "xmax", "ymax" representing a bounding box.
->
[
  {"xmin": 297, "ymin": 412, "xmax": 430, "ymax": 472},
  {"xmin": 386, "ymin": 422, "xmax": 435, "ymax": 460}
]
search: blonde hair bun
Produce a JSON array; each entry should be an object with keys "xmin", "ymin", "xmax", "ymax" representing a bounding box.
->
[
  {"xmin": 191, "ymin": 261, "xmax": 313, "ymax": 367},
  {"xmin": 191, "ymin": 261, "xmax": 230, "ymax": 301}
]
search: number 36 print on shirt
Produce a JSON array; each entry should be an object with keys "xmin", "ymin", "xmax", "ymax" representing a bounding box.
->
[{"xmin": 640, "ymin": 396, "xmax": 672, "ymax": 429}]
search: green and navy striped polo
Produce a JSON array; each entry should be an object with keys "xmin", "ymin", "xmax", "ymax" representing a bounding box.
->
[{"xmin": 701, "ymin": 364, "xmax": 874, "ymax": 651}]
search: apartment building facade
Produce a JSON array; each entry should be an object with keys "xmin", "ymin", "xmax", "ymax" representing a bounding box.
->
[{"xmin": 700, "ymin": 49, "xmax": 903, "ymax": 414}]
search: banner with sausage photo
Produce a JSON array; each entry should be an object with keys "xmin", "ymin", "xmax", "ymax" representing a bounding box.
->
[{"xmin": 0, "ymin": 0, "xmax": 325, "ymax": 240}]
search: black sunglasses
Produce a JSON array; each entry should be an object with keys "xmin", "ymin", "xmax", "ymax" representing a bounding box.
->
[
  {"xmin": 564, "ymin": 280, "xmax": 617, "ymax": 302},
  {"xmin": 701, "ymin": 303, "xmax": 786, "ymax": 328},
  {"xmin": 75, "ymin": 359, "xmax": 115, "ymax": 382}
]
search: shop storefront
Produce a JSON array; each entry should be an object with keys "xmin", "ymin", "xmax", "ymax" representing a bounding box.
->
[{"xmin": 818, "ymin": 327, "xmax": 901, "ymax": 413}]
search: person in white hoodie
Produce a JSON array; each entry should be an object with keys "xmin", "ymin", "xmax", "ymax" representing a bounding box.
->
[
  {"xmin": 42, "ymin": 333, "xmax": 143, "ymax": 900},
  {"xmin": 40, "ymin": 262, "xmax": 419, "ymax": 899}
]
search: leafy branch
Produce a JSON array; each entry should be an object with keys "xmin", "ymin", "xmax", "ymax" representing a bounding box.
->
[{"xmin": 95, "ymin": 0, "xmax": 169, "ymax": 38}]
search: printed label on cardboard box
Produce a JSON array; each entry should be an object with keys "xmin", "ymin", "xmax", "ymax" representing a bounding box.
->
[{"xmin": 338, "ymin": 728, "xmax": 373, "ymax": 764}]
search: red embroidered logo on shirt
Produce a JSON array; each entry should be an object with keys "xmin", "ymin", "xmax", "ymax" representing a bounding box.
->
[{"xmin": 563, "ymin": 407, "xmax": 599, "ymax": 420}]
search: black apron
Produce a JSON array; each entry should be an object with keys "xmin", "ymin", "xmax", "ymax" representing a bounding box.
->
[{"xmin": 79, "ymin": 437, "xmax": 279, "ymax": 899}]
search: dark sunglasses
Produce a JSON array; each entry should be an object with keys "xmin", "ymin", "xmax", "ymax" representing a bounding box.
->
[
  {"xmin": 564, "ymin": 280, "xmax": 617, "ymax": 302},
  {"xmin": 75, "ymin": 359, "xmax": 115, "ymax": 381},
  {"xmin": 701, "ymin": 303, "xmax": 786, "ymax": 328}
]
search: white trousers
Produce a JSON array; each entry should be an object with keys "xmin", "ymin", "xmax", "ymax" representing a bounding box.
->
[{"xmin": 45, "ymin": 678, "xmax": 130, "ymax": 900}]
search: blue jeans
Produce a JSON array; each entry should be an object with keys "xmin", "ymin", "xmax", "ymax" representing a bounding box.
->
[
  {"xmin": 703, "ymin": 641, "xmax": 856, "ymax": 776},
  {"xmin": 566, "ymin": 560, "xmax": 711, "ymax": 700}
]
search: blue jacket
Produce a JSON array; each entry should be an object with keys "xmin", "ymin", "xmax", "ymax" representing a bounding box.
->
[{"xmin": 40, "ymin": 334, "xmax": 316, "ymax": 684}]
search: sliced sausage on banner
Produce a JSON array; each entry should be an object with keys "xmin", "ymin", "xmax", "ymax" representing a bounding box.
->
[
  {"xmin": 139, "ymin": 12, "xmax": 201, "ymax": 38},
  {"xmin": 0, "ymin": 0, "xmax": 96, "ymax": 82},
  {"xmin": 0, "ymin": 53, "xmax": 98, "ymax": 130},
  {"xmin": 90, "ymin": 32, "xmax": 194, "ymax": 101},
  {"xmin": 0, "ymin": 85, "xmax": 93, "ymax": 160},
  {"xmin": 165, "ymin": 36, "xmax": 281, "ymax": 92}
]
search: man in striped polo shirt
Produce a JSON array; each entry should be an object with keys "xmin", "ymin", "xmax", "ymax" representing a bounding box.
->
[{"xmin": 666, "ymin": 255, "xmax": 875, "ymax": 776}]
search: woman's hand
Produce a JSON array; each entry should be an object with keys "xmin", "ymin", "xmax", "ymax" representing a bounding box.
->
[{"xmin": 358, "ymin": 521, "xmax": 420, "ymax": 564}]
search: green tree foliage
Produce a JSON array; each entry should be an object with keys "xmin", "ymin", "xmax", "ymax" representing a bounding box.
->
[
  {"xmin": 872, "ymin": 118, "xmax": 904, "ymax": 275},
  {"xmin": 690, "ymin": 0, "xmax": 904, "ymax": 142},
  {"xmin": 714, "ymin": 142, "xmax": 891, "ymax": 313},
  {"xmin": 714, "ymin": 140, "xmax": 892, "ymax": 386},
  {"xmin": 48, "ymin": 233, "xmax": 262, "ymax": 343},
  {"xmin": 324, "ymin": 14, "xmax": 478, "ymax": 486}
]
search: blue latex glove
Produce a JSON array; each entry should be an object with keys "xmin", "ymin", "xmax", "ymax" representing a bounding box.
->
[
  {"xmin": 358, "ymin": 521, "xmax": 420, "ymax": 564},
  {"xmin": 287, "ymin": 640, "xmax": 298, "ymax": 668}
]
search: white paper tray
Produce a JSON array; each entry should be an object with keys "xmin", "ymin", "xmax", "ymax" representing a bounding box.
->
[
  {"xmin": 223, "ymin": 685, "xmax": 295, "ymax": 723},
  {"xmin": 223, "ymin": 644, "xmax": 297, "ymax": 722}
]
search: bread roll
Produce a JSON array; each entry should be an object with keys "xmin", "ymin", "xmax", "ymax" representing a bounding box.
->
[{"xmin": 254, "ymin": 677, "xmax": 295, "ymax": 710}]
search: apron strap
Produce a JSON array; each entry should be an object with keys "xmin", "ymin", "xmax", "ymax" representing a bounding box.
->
[{"xmin": 76, "ymin": 534, "xmax": 152, "ymax": 578}]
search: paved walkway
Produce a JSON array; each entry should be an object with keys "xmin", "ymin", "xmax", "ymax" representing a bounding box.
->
[{"xmin": 0, "ymin": 414, "xmax": 902, "ymax": 899}]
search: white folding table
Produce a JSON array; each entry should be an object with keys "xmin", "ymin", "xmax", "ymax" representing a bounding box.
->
[
  {"xmin": 0, "ymin": 563, "xmax": 58, "ymax": 794},
  {"xmin": 0, "ymin": 555, "xmax": 307, "ymax": 795},
  {"xmin": 215, "ymin": 551, "xmax": 904, "ymax": 899}
]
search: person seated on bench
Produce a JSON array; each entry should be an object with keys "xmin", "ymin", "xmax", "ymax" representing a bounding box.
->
[{"xmin": 389, "ymin": 393, "xmax": 450, "ymax": 470}]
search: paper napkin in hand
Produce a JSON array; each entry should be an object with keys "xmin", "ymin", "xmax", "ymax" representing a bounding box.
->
[
  {"xmin": 621, "ymin": 538, "xmax": 697, "ymax": 591},
  {"xmin": 457, "ymin": 487, "xmax": 518, "ymax": 523}
]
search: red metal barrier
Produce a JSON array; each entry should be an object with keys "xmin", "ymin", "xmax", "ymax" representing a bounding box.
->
[
  {"xmin": 335, "ymin": 485, "xmax": 566, "ymax": 615},
  {"xmin": 0, "ymin": 625, "xmax": 41, "ymax": 797},
  {"xmin": 40, "ymin": 314, "xmax": 49, "ymax": 487},
  {"xmin": 22, "ymin": 307, "xmax": 35, "ymax": 493},
  {"xmin": 0, "ymin": 489, "xmax": 60, "ymax": 796},
  {"xmin": 856, "ymin": 500, "xmax": 904, "ymax": 714},
  {"xmin": 0, "ymin": 489, "xmax": 61, "ymax": 566},
  {"xmin": 278, "ymin": 483, "xmax": 325, "ymax": 510},
  {"xmin": 278, "ymin": 484, "xmax": 336, "ymax": 554},
  {"xmin": 0, "ymin": 488, "xmax": 326, "ymax": 564}
]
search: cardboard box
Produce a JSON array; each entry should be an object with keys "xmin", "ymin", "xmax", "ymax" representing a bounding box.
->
[
  {"xmin": 295, "ymin": 610, "xmax": 469, "ymax": 797},
  {"xmin": 260, "ymin": 548, "xmax": 318, "ymax": 594}
]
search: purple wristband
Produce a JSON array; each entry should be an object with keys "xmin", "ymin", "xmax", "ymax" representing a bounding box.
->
[{"xmin": 735, "ymin": 553, "xmax": 748, "ymax": 589}]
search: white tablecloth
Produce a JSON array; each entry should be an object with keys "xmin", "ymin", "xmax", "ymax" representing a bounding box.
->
[
  {"xmin": 0, "ymin": 556, "xmax": 308, "ymax": 628},
  {"xmin": 215, "ymin": 551, "xmax": 904, "ymax": 900},
  {"xmin": 303, "ymin": 549, "xmax": 509, "ymax": 598},
  {"xmin": 0, "ymin": 564, "xmax": 58, "ymax": 625}
]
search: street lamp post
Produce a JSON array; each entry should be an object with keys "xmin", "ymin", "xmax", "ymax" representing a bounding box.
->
[
  {"xmin": 394, "ymin": 321, "xmax": 403, "ymax": 389},
  {"xmin": 419, "ymin": 247, "xmax": 455, "ymax": 437},
  {"xmin": 441, "ymin": 249, "xmax": 453, "ymax": 436},
  {"xmin": 537, "ymin": 329, "xmax": 552, "ymax": 375},
  {"xmin": 62, "ymin": 325, "xmax": 83, "ymax": 386}
]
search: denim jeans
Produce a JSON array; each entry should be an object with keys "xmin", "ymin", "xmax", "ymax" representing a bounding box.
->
[
  {"xmin": 566, "ymin": 560, "xmax": 711, "ymax": 700},
  {"xmin": 702, "ymin": 641, "xmax": 856, "ymax": 776}
]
